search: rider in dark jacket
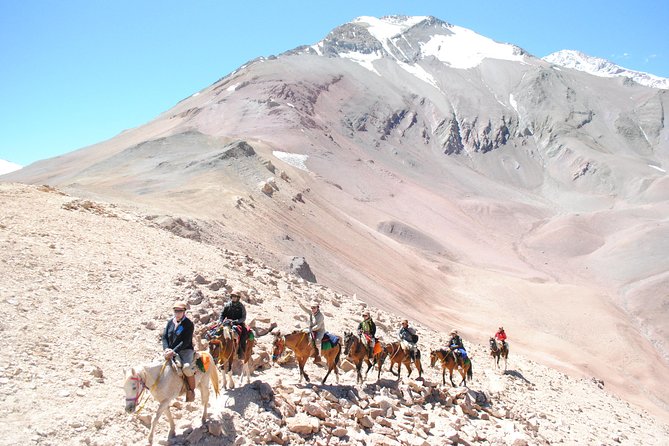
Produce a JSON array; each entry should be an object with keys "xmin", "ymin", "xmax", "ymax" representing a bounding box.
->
[
  {"xmin": 219, "ymin": 291, "xmax": 248, "ymax": 358},
  {"xmin": 162, "ymin": 301, "xmax": 196, "ymax": 401},
  {"xmin": 448, "ymin": 329, "xmax": 468, "ymax": 359}
]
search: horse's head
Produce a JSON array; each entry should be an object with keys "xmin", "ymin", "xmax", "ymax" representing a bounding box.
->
[
  {"xmin": 489, "ymin": 337, "xmax": 498, "ymax": 351},
  {"xmin": 272, "ymin": 334, "xmax": 285, "ymax": 361},
  {"xmin": 343, "ymin": 331, "xmax": 354, "ymax": 355},
  {"xmin": 209, "ymin": 339, "xmax": 222, "ymax": 362},
  {"xmin": 429, "ymin": 350, "xmax": 439, "ymax": 367},
  {"xmin": 123, "ymin": 368, "xmax": 145, "ymax": 413}
]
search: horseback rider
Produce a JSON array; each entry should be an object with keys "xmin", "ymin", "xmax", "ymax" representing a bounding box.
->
[
  {"xmin": 299, "ymin": 301, "xmax": 325, "ymax": 364},
  {"xmin": 448, "ymin": 329, "xmax": 468, "ymax": 360},
  {"xmin": 162, "ymin": 301, "xmax": 196, "ymax": 402},
  {"xmin": 398, "ymin": 319, "xmax": 418, "ymax": 360},
  {"xmin": 494, "ymin": 326, "xmax": 508, "ymax": 350},
  {"xmin": 219, "ymin": 290, "xmax": 248, "ymax": 359},
  {"xmin": 357, "ymin": 311, "xmax": 377, "ymax": 358}
]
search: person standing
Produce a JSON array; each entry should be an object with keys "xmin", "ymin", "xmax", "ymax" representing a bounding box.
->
[{"xmin": 162, "ymin": 301, "xmax": 196, "ymax": 402}]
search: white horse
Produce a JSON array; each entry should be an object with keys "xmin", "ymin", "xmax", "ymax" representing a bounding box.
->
[{"xmin": 124, "ymin": 351, "xmax": 220, "ymax": 444}]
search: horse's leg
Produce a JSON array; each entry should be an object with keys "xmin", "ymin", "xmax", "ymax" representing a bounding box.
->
[
  {"xmin": 356, "ymin": 360, "xmax": 363, "ymax": 384},
  {"xmin": 147, "ymin": 399, "xmax": 171, "ymax": 444},
  {"xmin": 299, "ymin": 356, "xmax": 310, "ymax": 383},
  {"xmin": 199, "ymin": 374, "xmax": 211, "ymax": 423},
  {"xmin": 334, "ymin": 352, "xmax": 340, "ymax": 384},
  {"xmin": 415, "ymin": 359, "xmax": 423, "ymax": 378},
  {"xmin": 441, "ymin": 365, "xmax": 446, "ymax": 385},
  {"xmin": 449, "ymin": 367, "xmax": 456, "ymax": 387},
  {"xmin": 227, "ymin": 359, "xmax": 235, "ymax": 389}
]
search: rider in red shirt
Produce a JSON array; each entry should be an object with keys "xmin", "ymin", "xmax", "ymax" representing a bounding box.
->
[{"xmin": 494, "ymin": 326, "xmax": 507, "ymax": 349}]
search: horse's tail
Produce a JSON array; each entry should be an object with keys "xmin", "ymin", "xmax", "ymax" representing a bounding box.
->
[
  {"xmin": 467, "ymin": 359, "xmax": 473, "ymax": 380},
  {"xmin": 335, "ymin": 342, "xmax": 342, "ymax": 365},
  {"xmin": 203, "ymin": 352, "xmax": 220, "ymax": 397}
]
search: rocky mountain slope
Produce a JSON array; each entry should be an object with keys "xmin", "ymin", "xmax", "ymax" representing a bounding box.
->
[
  {"xmin": 3, "ymin": 15, "xmax": 669, "ymax": 424},
  {"xmin": 1, "ymin": 183, "xmax": 668, "ymax": 446}
]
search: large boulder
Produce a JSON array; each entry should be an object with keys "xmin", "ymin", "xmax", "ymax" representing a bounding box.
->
[{"xmin": 289, "ymin": 256, "xmax": 317, "ymax": 283}]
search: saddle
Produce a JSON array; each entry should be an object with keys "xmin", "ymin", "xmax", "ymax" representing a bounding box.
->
[
  {"xmin": 320, "ymin": 332, "xmax": 339, "ymax": 351},
  {"xmin": 171, "ymin": 351, "xmax": 201, "ymax": 377}
]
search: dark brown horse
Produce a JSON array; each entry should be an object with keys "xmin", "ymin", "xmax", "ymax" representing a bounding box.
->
[
  {"xmin": 430, "ymin": 349, "xmax": 473, "ymax": 386},
  {"xmin": 384, "ymin": 342, "xmax": 423, "ymax": 379},
  {"xmin": 272, "ymin": 330, "xmax": 342, "ymax": 384},
  {"xmin": 343, "ymin": 332, "xmax": 386, "ymax": 384},
  {"xmin": 489, "ymin": 337, "xmax": 509, "ymax": 370},
  {"xmin": 207, "ymin": 326, "xmax": 254, "ymax": 389}
]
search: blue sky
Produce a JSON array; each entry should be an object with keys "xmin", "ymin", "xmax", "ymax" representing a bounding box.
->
[{"xmin": 1, "ymin": 0, "xmax": 667, "ymax": 166}]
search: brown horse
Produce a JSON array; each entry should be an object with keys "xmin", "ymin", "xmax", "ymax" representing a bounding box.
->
[
  {"xmin": 343, "ymin": 332, "xmax": 386, "ymax": 384},
  {"xmin": 489, "ymin": 337, "xmax": 509, "ymax": 370},
  {"xmin": 430, "ymin": 349, "xmax": 473, "ymax": 386},
  {"xmin": 272, "ymin": 330, "xmax": 342, "ymax": 384},
  {"xmin": 207, "ymin": 325, "xmax": 254, "ymax": 389},
  {"xmin": 384, "ymin": 342, "xmax": 423, "ymax": 379}
]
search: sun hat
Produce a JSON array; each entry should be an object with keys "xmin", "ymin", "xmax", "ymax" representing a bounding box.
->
[{"xmin": 173, "ymin": 301, "xmax": 188, "ymax": 310}]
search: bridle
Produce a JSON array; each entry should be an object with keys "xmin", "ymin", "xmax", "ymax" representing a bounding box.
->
[
  {"xmin": 125, "ymin": 374, "xmax": 146, "ymax": 407},
  {"xmin": 272, "ymin": 336, "xmax": 285, "ymax": 361}
]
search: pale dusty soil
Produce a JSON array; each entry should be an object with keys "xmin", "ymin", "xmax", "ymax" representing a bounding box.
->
[{"xmin": 1, "ymin": 183, "xmax": 668, "ymax": 446}]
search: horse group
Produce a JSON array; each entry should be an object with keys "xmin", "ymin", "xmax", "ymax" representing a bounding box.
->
[{"xmin": 124, "ymin": 326, "xmax": 509, "ymax": 444}]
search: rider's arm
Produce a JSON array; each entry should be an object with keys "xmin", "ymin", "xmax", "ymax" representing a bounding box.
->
[{"xmin": 161, "ymin": 320, "xmax": 171, "ymax": 350}]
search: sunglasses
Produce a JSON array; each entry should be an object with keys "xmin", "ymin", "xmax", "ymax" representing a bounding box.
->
[{"xmin": 174, "ymin": 309, "xmax": 185, "ymax": 313}]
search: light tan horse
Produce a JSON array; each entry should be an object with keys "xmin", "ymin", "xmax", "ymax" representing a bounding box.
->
[
  {"xmin": 430, "ymin": 348, "xmax": 473, "ymax": 386},
  {"xmin": 385, "ymin": 342, "xmax": 423, "ymax": 379},
  {"xmin": 343, "ymin": 331, "xmax": 386, "ymax": 383},
  {"xmin": 124, "ymin": 351, "xmax": 219, "ymax": 444},
  {"xmin": 208, "ymin": 325, "xmax": 254, "ymax": 388},
  {"xmin": 272, "ymin": 330, "xmax": 342, "ymax": 384},
  {"xmin": 489, "ymin": 337, "xmax": 509, "ymax": 370}
]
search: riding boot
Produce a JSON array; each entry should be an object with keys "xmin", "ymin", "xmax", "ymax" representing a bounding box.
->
[
  {"xmin": 185, "ymin": 375, "xmax": 196, "ymax": 402},
  {"xmin": 237, "ymin": 335, "xmax": 246, "ymax": 359},
  {"xmin": 312, "ymin": 346, "xmax": 322, "ymax": 364}
]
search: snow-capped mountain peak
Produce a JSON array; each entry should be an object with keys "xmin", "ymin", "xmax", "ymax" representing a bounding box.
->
[
  {"xmin": 313, "ymin": 15, "xmax": 526, "ymax": 73},
  {"xmin": 0, "ymin": 159, "xmax": 22, "ymax": 175},
  {"xmin": 543, "ymin": 49, "xmax": 669, "ymax": 89}
]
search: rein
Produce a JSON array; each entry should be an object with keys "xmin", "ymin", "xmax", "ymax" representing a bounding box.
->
[{"xmin": 131, "ymin": 360, "xmax": 168, "ymax": 414}]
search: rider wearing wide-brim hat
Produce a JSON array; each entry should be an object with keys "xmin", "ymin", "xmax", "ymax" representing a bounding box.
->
[
  {"xmin": 449, "ymin": 329, "xmax": 464, "ymax": 349},
  {"xmin": 162, "ymin": 300, "xmax": 196, "ymax": 401},
  {"xmin": 298, "ymin": 300, "xmax": 325, "ymax": 363}
]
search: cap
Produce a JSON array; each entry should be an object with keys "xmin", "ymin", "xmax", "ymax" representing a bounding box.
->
[
  {"xmin": 230, "ymin": 291, "xmax": 241, "ymax": 298},
  {"xmin": 310, "ymin": 301, "xmax": 320, "ymax": 308},
  {"xmin": 173, "ymin": 301, "xmax": 188, "ymax": 310},
  {"xmin": 450, "ymin": 329, "xmax": 458, "ymax": 335}
]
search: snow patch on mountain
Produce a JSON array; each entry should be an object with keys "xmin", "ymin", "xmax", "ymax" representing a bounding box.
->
[
  {"xmin": 543, "ymin": 50, "xmax": 669, "ymax": 89},
  {"xmin": 340, "ymin": 51, "xmax": 381, "ymax": 75},
  {"xmin": 421, "ymin": 25, "xmax": 525, "ymax": 69},
  {"xmin": 272, "ymin": 151, "xmax": 309, "ymax": 171},
  {"xmin": 0, "ymin": 159, "xmax": 22, "ymax": 175}
]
